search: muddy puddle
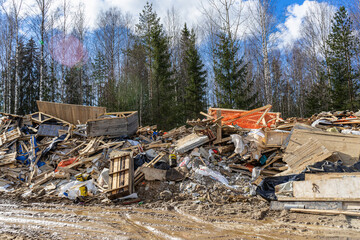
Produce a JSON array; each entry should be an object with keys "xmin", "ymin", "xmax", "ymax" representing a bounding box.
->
[{"xmin": 1, "ymin": 199, "xmax": 360, "ymax": 240}]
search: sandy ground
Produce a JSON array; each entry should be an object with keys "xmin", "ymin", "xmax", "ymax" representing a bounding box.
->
[{"xmin": 1, "ymin": 195, "xmax": 360, "ymax": 240}]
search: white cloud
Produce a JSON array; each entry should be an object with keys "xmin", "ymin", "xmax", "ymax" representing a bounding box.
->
[
  {"xmin": 76, "ymin": 0, "xmax": 204, "ymax": 30},
  {"xmin": 0, "ymin": 0, "xmax": 337, "ymax": 50},
  {"xmin": 276, "ymin": 0, "xmax": 336, "ymax": 49}
]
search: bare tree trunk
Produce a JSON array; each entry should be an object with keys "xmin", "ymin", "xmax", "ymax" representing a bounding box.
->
[
  {"xmin": 262, "ymin": 34, "xmax": 271, "ymax": 104},
  {"xmin": 247, "ymin": 0, "xmax": 276, "ymax": 105},
  {"xmin": 13, "ymin": 0, "xmax": 22, "ymax": 114},
  {"xmin": 259, "ymin": 0, "xmax": 272, "ymax": 105},
  {"xmin": 35, "ymin": 0, "xmax": 53, "ymax": 101},
  {"xmin": 60, "ymin": 0, "xmax": 69, "ymax": 102},
  {"xmin": 200, "ymin": 0, "xmax": 246, "ymax": 106}
]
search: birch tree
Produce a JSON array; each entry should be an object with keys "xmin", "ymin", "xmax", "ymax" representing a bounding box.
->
[
  {"xmin": 34, "ymin": 0, "xmax": 53, "ymax": 101},
  {"xmin": 248, "ymin": 0, "xmax": 276, "ymax": 105}
]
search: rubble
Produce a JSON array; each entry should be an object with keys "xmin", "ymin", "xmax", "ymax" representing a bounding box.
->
[{"xmin": 1, "ymin": 103, "xmax": 360, "ymax": 219}]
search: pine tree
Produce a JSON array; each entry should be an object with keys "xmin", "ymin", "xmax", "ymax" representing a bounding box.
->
[
  {"xmin": 180, "ymin": 25, "xmax": 207, "ymax": 120},
  {"xmin": 326, "ymin": 6, "xmax": 359, "ymax": 110},
  {"xmin": 213, "ymin": 31, "xmax": 255, "ymax": 109}
]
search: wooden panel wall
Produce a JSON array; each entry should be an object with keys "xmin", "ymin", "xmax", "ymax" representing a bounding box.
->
[{"xmin": 37, "ymin": 101, "xmax": 106, "ymax": 125}]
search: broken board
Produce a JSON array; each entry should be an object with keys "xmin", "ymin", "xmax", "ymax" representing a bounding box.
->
[
  {"xmin": 107, "ymin": 151, "xmax": 134, "ymax": 199},
  {"xmin": 282, "ymin": 138, "xmax": 332, "ymax": 175},
  {"xmin": 0, "ymin": 128, "xmax": 21, "ymax": 147},
  {"xmin": 175, "ymin": 133, "xmax": 209, "ymax": 154},
  {"xmin": 284, "ymin": 128, "xmax": 360, "ymax": 165},
  {"xmin": 86, "ymin": 112, "xmax": 138, "ymax": 137},
  {"xmin": 38, "ymin": 124, "xmax": 69, "ymax": 137},
  {"xmin": 265, "ymin": 130, "xmax": 290, "ymax": 147}
]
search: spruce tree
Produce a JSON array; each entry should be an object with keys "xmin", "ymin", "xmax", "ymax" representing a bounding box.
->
[
  {"xmin": 177, "ymin": 24, "xmax": 191, "ymax": 122},
  {"xmin": 180, "ymin": 26, "xmax": 207, "ymax": 120},
  {"xmin": 326, "ymin": 6, "xmax": 358, "ymax": 110},
  {"xmin": 19, "ymin": 38, "xmax": 40, "ymax": 114},
  {"xmin": 136, "ymin": 2, "xmax": 160, "ymax": 106},
  {"xmin": 305, "ymin": 70, "xmax": 331, "ymax": 116},
  {"xmin": 64, "ymin": 66, "xmax": 82, "ymax": 104},
  {"xmin": 91, "ymin": 51, "xmax": 108, "ymax": 107},
  {"xmin": 151, "ymin": 18, "xmax": 174, "ymax": 129},
  {"xmin": 213, "ymin": 31, "xmax": 255, "ymax": 109},
  {"xmin": 137, "ymin": 2, "xmax": 175, "ymax": 129},
  {"xmin": 126, "ymin": 40, "xmax": 150, "ymax": 125}
]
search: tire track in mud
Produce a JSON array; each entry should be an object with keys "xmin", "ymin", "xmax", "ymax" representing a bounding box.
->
[
  {"xmin": 173, "ymin": 206, "xmax": 275, "ymax": 240},
  {"xmin": 1, "ymin": 201, "xmax": 360, "ymax": 240},
  {"xmin": 125, "ymin": 213, "xmax": 182, "ymax": 240}
]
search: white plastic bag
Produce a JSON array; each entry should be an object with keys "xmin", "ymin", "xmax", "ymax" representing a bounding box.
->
[
  {"xmin": 97, "ymin": 168, "xmax": 109, "ymax": 187},
  {"xmin": 58, "ymin": 179, "xmax": 98, "ymax": 200},
  {"xmin": 342, "ymin": 129, "xmax": 360, "ymax": 135},
  {"xmin": 195, "ymin": 165, "xmax": 233, "ymax": 188},
  {"xmin": 231, "ymin": 134, "xmax": 246, "ymax": 155}
]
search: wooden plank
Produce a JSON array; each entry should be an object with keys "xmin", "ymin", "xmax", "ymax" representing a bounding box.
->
[
  {"xmin": 216, "ymin": 110, "xmax": 222, "ymax": 142},
  {"xmin": 290, "ymin": 208, "xmax": 360, "ymax": 217},
  {"xmin": 37, "ymin": 101, "xmax": 106, "ymax": 125},
  {"xmin": 292, "ymin": 175, "xmax": 360, "ymax": 200},
  {"xmin": 86, "ymin": 112, "xmax": 138, "ymax": 137},
  {"xmin": 0, "ymin": 128, "xmax": 21, "ymax": 147},
  {"xmin": 256, "ymin": 107, "xmax": 270, "ymax": 125},
  {"xmin": 278, "ymin": 197, "xmax": 360, "ymax": 202},
  {"xmin": 282, "ymin": 138, "xmax": 332, "ymax": 175},
  {"xmin": 0, "ymin": 152, "xmax": 16, "ymax": 166},
  {"xmin": 200, "ymin": 111, "xmax": 214, "ymax": 119},
  {"xmin": 305, "ymin": 172, "xmax": 360, "ymax": 181},
  {"xmin": 285, "ymin": 129, "xmax": 360, "ymax": 165}
]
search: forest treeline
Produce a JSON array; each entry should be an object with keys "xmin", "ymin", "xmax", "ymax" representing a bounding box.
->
[{"xmin": 1, "ymin": 0, "xmax": 360, "ymax": 130}]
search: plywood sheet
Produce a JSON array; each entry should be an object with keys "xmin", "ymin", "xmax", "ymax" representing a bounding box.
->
[
  {"xmin": 283, "ymin": 138, "xmax": 332, "ymax": 174},
  {"xmin": 37, "ymin": 101, "xmax": 106, "ymax": 125},
  {"xmin": 293, "ymin": 175, "xmax": 360, "ymax": 199},
  {"xmin": 86, "ymin": 112, "xmax": 138, "ymax": 137},
  {"xmin": 38, "ymin": 124, "xmax": 69, "ymax": 137},
  {"xmin": 285, "ymin": 129, "xmax": 360, "ymax": 165}
]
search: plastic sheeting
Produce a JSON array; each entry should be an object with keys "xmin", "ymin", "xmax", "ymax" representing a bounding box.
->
[
  {"xmin": 256, "ymin": 160, "xmax": 360, "ymax": 201},
  {"xmin": 231, "ymin": 134, "xmax": 246, "ymax": 155},
  {"xmin": 58, "ymin": 179, "xmax": 98, "ymax": 200}
]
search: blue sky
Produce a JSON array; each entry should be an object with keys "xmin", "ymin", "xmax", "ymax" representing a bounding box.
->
[
  {"xmin": 3, "ymin": 0, "xmax": 339, "ymax": 49},
  {"xmin": 276, "ymin": 0, "xmax": 306, "ymax": 17}
]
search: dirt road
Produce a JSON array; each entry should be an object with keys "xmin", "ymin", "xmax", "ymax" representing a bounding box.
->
[{"xmin": 1, "ymin": 197, "xmax": 360, "ymax": 240}]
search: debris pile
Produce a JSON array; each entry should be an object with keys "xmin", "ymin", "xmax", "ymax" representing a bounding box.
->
[{"xmin": 1, "ymin": 101, "xmax": 360, "ymax": 217}]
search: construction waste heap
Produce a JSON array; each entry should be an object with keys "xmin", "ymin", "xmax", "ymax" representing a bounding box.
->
[{"xmin": 2, "ymin": 101, "xmax": 360, "ymax": 217}]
